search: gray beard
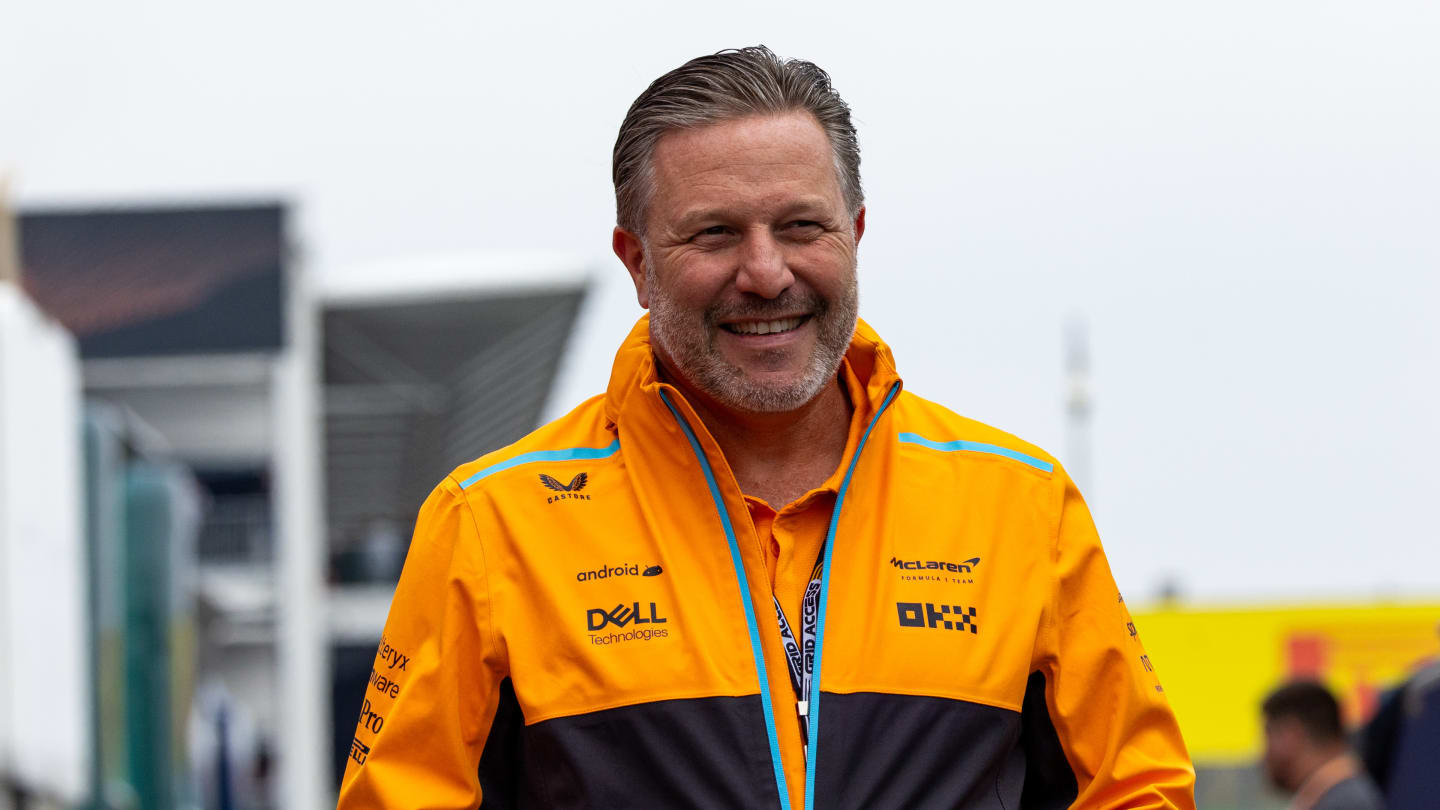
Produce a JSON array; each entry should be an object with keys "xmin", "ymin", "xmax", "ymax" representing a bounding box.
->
[{"xmin": 645, "ymin": 259, "xmax": 859, "ymax": 414}]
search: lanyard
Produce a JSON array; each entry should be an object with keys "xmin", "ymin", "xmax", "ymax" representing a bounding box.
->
[
  {"xmin": 661, "ymin": 381, "xmax": 902, "ymax": 810},
  {"xmin": 772, "ymin": 550, "xmax": 825, "ymax": 762}
]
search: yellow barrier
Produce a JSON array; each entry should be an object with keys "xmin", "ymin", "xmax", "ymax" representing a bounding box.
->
[{"xmin": 1132, "ymin": 601, "xmax": 1440, "ymax": 765}]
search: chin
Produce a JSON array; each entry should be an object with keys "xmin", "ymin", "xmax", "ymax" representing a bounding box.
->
[
  {"xmin": 1262, "ymin": 765, "xmax": 1290, "ymax": 794},
  {"xmin": 706, "ymin": 365, "xmax": 833, "ymax": 413},
  {"xmin": 650, "ymin": 304, "xmax": 851, "ymax": 414}
]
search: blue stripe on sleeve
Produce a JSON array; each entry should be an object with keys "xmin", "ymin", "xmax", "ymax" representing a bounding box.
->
[
  {"xmin": 458, "ymin": 438, "xmax": 621, "ymax": 489},
  {"xmin": 897, "ymin": 432, "xmax": 1054, "ymax": 473}
]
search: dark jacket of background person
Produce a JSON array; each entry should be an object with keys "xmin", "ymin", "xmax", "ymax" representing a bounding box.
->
[
  {"xmin": 1361, "ymin": 659, "xmax": 1440, "ymax": 809},
  {"xmin": 1308, "ymin": 774, "xmax": 1387, "ymax": 810}
]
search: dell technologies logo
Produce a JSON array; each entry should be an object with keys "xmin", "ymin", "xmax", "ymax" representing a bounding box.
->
[
  {"xmin": 587, "ymin": 602, "xmax": 671, "ymax": 646},
  {"xmin": 587, "ymin": 602, "xmax": 667, "ymax": 631}
]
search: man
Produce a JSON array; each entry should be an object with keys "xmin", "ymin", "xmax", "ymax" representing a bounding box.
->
[
  {"xmin": 338, "ymin": 46, "xmax": 1194, "ymax": 809},
  {"xmin": 1262, "ymin": 681, "xmax": 1384, "ymax": 810}
]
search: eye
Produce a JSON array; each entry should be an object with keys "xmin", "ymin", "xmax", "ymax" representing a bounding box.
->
[
  {"xmin": 690, "ymin": 225, "xmax": 735, "ymax": 244},
  {"xmin": 782, "ymin": 220, "xmax": 825, "ymax": 238}
]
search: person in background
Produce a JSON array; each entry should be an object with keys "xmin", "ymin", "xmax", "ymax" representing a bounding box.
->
[
  {"xmin": 1359, "ymin": 631, "xmax": 1440, "ymax": 809},
  {"xmin": 1262, "ymin": 681, "xmax": 1384, "ymax": 810}
]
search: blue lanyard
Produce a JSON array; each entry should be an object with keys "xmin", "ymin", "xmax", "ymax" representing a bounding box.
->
[{"xmin": 772, "ymin": 553, "xmax": 825, "ymax": 760}]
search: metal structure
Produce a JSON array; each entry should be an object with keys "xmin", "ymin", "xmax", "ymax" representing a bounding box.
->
[
  {"xmin": 1064, "ymin": 317, "xmax": 1094, "ymax": 498},
  {"xmin": 320, "ymin": 252, "xmax": 590, "ymax": 788}
]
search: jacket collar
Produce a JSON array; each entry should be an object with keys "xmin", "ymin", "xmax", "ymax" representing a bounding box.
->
[{"xmin": 603, "ymin": 313, "xmax": 903, "ymax": 429}]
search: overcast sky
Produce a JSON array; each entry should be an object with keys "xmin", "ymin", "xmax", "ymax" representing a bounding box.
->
[{"xmin": 5, "ymin": 1, "xmax": 1437, "ymax": 604}]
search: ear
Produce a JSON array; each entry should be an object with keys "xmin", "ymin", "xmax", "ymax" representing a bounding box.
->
[
  {"xmin": 612, "ymin": 226, "xmax": 650, "ymax": 309},
  {"xmin": 852, "ymin": 206, "xmax": 866, "ymax": 245}
]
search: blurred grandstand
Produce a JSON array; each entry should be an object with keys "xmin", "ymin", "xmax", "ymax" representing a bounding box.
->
[{"xmin": 3, "ymin": 200, "xmax": 590, "ymax": 809}]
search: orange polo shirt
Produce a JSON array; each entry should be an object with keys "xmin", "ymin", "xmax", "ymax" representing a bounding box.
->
[{"xmin": 744, "ymin": 358, "xmax": 872, "ymax": 634}]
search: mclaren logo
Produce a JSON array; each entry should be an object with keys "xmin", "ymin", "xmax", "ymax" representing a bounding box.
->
[
  {"xmin": 890, "ymin": 555, "xmax": 980, "ymax": 573},
  {"xmin": 539, "ymin": 472, "xmax": 591, "ymax": 503},
  {"xmin": 890, "ymin": 555, "xmax": 979, "ymax": 584}
]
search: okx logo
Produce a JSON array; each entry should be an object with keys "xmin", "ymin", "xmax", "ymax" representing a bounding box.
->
[
  {"xmin": 897, "ymin": 601, "xmax": 979, "ymax": 634},
  {"xmin": 540, "ymin": 472, "xmax": 591, "ymax": 504},
  {"xmin": 587, "ymin": 602, "xmax": 671, "ymax": 646}
]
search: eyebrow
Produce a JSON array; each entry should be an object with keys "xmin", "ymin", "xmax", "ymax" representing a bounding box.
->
[{"xmin": 673, "ymin": 197, "xmax": 836, "ymax": 230}]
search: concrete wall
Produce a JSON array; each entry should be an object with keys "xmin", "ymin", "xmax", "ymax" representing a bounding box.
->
[{"xmin": 0, "ymin": 283, "xmax": 89, "ymax": 802}]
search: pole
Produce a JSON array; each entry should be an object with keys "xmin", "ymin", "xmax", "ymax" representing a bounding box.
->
[
  {"xmin": 272, "ymin": 221, "xmax": 330, "ymax": 809},
  {"xmin": 1064, "ymin": 317, "xmax": 1094, "ymax": 498}
]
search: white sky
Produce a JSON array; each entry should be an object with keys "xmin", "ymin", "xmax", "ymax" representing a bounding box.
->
[{"xmin": 4, "ymin": 1, "xmax": 1437, "ymax": 604}]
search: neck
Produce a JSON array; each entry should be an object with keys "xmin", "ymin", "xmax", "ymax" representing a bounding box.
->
[
  {"xmin": 657, "ymin": 358, "xmax": 853, "ymax": 508},
  {"xmin": 1291, "ymin": 744, "xmax": 1350, "ymax": 793}
]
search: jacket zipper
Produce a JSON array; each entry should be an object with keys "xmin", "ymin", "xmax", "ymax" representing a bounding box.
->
[{"xmin": 659, "ymin": 382, "xmax": 901, "ymax": 810}]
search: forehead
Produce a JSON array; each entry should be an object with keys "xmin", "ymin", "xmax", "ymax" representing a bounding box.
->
[{"xmin": 647, "ymin": 112, "xmax": 842, "ymax": 225}]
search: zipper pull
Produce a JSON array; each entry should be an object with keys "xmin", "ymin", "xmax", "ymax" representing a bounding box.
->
[{"xmin": 797, "ymin": 700, "xmax": 812, "ymax": 764}]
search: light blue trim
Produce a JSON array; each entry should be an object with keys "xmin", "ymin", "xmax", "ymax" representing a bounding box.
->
[
  {"xmin": 897, "ymin": 432, "xmax": 1054, "ymax": 474},
  {"xmin": 804, "ymin": 382, "xmax": 901, "ymax": 810},
  {"xmin": 658, "ymin": 391, "xmax": 791, "ymax": 810},
  {"xmin": 457, "ymin": 438, "xmax": 621, "ymax": 489}
]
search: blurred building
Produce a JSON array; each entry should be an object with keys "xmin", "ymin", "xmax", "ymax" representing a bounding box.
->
[
  {"xmin": 319, "ymin": 251, "xmax": 588, "ymax": 787},
  {"xmin": 0, "ymin": 276, "xmax": 87, "ymax": 808},
  {"xmin": 19, "ymin": 202, "xmax": 308, "ymax": 810},
  {"xmin": 16, "ymin": 201, "xmax": 591, "ymax": 808}
]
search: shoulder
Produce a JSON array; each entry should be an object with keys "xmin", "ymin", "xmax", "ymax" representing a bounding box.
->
[
  {"xmin": 444, "ymin": 394, "xmax": 617, "ymax": 498},
  {"xmin": 887, "ymin": 389, "xmax": 1060, "ymax": 480},
  {"xmin": 1314, "ymin": 775, "xmax": 1385, "ymax": 810}
]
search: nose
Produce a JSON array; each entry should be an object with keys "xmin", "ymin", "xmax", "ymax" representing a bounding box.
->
[{"xmin": 734, "ymin": 229, "xmax": 793, "ymax": 299}]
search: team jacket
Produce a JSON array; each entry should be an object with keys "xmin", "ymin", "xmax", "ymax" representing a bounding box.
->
[{"xmin": 337, "ymin": 316, "xmax": 1196, "ymax": 809}]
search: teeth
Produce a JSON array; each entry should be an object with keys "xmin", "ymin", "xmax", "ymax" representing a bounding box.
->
[{"xmin": 728, "ymin": 317, "xmax": 803, "ymax": 336}]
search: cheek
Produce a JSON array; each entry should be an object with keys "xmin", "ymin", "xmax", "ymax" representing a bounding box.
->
[
  {"xmin": 793, "ymin": 232, "xmax": 855, "ymax": 262},
  {"xmin": 788, "ymin": 241, "xmax": 856, "ymax": 290},
  {"xmin": 656, "ymin": 255, "xmax": 733, "ymax": 306}
]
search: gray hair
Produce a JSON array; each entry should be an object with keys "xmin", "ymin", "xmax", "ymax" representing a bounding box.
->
[{"xmin": 612, "ymin": 45, "xmax": 863, "ymax": 234}]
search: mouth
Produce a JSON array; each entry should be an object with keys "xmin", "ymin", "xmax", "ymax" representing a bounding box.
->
[{"xmin": 719, "ymin": 315, "xmax": 809, "ymax": 336}]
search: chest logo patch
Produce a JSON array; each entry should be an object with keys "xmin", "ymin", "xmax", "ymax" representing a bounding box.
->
[
  {"xmin": 890, "ymin": 555, "xmax": 980, "ymax": 585},
  {"xmin": 586, "ymin": 601, "xmax": 672, "ymax": 645},
  {"xmin": 539, "ymin": 472, "xmax": 592, "ymax": 503},
  {"xmin": 897, "ymin": 602, "xmax": 979, "ymax": 634}
]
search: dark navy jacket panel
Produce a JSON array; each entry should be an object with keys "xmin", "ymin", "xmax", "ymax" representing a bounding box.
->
[
  {"xmin": 486, "ymin": 694, "xmax": 784, "ymax": 810},
  {"xmin": 813, "ymin": 683, "xmax": 1079, "ymax": 810}
]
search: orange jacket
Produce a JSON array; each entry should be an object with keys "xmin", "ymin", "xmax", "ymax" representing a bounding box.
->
[{"xmin": 338, "ymin": 316, "xmax": 1195, "ymax": 809}]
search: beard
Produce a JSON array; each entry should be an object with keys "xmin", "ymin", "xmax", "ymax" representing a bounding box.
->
[{"xmin": 645, "ymin": 257, "xmax": 859, "ymax": 414}]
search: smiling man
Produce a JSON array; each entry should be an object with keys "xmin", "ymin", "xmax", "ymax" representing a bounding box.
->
[
  {"xmin": 338, "ymin": 47, "xmax": 1195, "ymax": 809},
  {"xmin": 616, "ymin": 110, "xmax": 863, "ymax": 510}
]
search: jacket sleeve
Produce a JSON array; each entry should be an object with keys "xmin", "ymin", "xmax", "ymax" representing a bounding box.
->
[
  {"xmin": 1034, "ymin": 468, "xmax": 1196, "ymax": 809},
  {"xmin": 337, "ymin": 477, "xmax": 505, "ymax": 809}
]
